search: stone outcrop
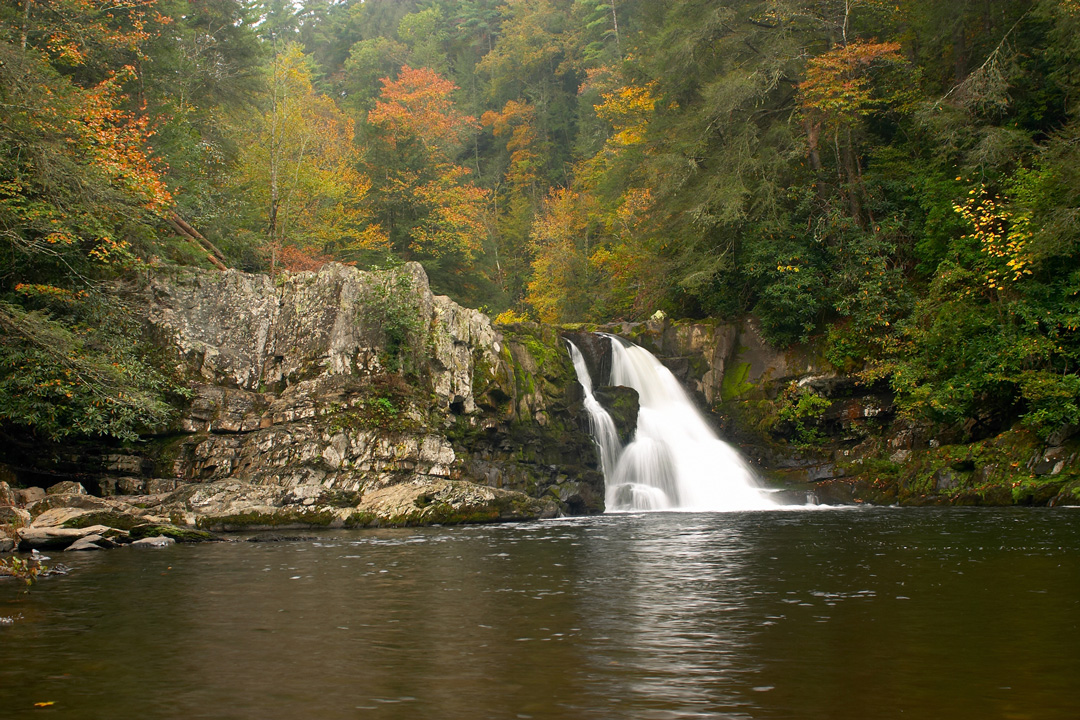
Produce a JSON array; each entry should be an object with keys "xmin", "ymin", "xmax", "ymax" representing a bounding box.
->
[{"xmin": 1, "ymin": 264, "xmax": 603, "ymax": 546}]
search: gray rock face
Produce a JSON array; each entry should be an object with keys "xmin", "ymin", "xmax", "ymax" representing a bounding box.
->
[
  {"xmin": 2, "ymin": 263, "xmax": 603, "ymax": 533},
  {"xmin": 146, "ymin": 263, "xmax": 498, "ymax": 414}
]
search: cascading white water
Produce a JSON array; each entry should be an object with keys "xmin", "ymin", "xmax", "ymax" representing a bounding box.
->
[
  {"xmin": 568, "ymin": 335, "xmax": 776, "ymax": 512},
  {"xmin": 566, "ymin": 340, "xmax": 623, "ymax": 477}
]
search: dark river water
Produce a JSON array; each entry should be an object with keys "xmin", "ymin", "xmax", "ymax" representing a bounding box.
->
[{"xmin": 2, "ymin": 507, "xmax": 1079, "ymax": 719}]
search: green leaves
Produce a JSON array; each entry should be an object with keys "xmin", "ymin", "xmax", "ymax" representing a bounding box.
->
[{"xmin": 0, "ymin": 301, "xmax": 182, "ymax": 441}]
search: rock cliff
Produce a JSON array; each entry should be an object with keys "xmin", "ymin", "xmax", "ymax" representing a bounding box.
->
[{"xmin": 2, "ymin": 264, "xmax": 604, "ymax": 546}]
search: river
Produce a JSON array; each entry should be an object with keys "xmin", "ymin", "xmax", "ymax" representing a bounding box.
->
[{"xmin": 2, "ymin": 507, "xmax": 1078, "ymax": 719}]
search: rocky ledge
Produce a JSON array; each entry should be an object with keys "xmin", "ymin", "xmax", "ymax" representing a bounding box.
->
[{"xmin": 1, "ymin": 263, "xmax": 602, "ymax": 551}]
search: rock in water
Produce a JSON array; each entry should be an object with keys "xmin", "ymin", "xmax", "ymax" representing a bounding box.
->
[
  {"xmin": 132, "ymin": 536, "xmax": 176, "ymax": 548},
  {"xmin": 65, "ymin": 535, "xmax": 105, "ymax": 552}
]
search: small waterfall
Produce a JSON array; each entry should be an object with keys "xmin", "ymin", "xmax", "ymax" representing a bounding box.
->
[
  {"xmin": 566, "ymin": 340, "xmax": 623, "ymax": 477},
  {"xmin": 568, "ymin": 334, "xmax": 776, "ymax": 512}
]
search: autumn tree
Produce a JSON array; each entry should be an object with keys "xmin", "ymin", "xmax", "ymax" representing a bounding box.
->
[
  {"xmin": 0, "ymin": 4, "xmax": 184, "ymax": 440},
  {"xmin": 233, "ymin": 43, "xmax": 377, "ymax": 272},
  {"xmin": 797, "ymin": 39, "xmax": 911, "ymax": 225},
  {"xmin": 363, "ymin": 65, "xmax": 489, "ymax": 287}
]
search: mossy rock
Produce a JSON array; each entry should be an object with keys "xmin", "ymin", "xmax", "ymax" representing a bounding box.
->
[
  {"xmin": 130, "ymin": 523, "xmax": 221, "ymax": 542},
  {"xmin": 62, "ymin": 510, "xmax": 145, "ymax": 531},
  {"xmin": 196, "ymin": 508, "xmax": 339, "ymax": 531},
  {"xmin": 1051, "ymin": 479, "xmax": 1080, "ymax": 506},
  {"xmin": 594, "ymin": 385, "xmax": 639, "ymax": 445}
]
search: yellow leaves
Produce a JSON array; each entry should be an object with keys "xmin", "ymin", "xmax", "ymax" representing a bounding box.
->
[
  {"xmin": 235, "ymin": 44, "xmax": 373, "ymax": 251},
  {"xmin": 595, "ymin": 81, "xmax": 659, "ymax": 148},
  {"xmin": 482, "ymin": 100, "xmax": 541, "ymax": 192},
  {"xmin": 87, "ymin": 235, "xmax": 132, "ymax": 264},
  {"xmin": 494, "ymin": 308, "xmax": 529, "ymax": 324},
  {"xmin": 953, "ymin": 185, "xmax": 1036, "ymax": 289},
  {"xmin": 777, "ymin": 265, "xmax": 800, "ymax": 273}
]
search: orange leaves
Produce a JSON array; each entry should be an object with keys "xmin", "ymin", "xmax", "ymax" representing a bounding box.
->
[
  {"xmin": 14, "ymin": 284, "xmax": 85, "ymax": 303},
  {"xmin": 368, "ymin": 66, "xmax": 478, "ymax": 155},
  {"xmin": 34, "ymin": 0, "xmax": 168, "ymax": 68},
  {"xmin": 276, "ymin": 244, "xmax": 338, "ymax": 273},
  {"xmin": 75, "ymin": 71, "xmax": 172, "ymax": 213},
  {"xmin": 365, "ymin": 64, "xmax": 488, "ymax": 264},
  {"xmin": 798, "ymin": 40, "xmax": 906, "ymax": 130}
]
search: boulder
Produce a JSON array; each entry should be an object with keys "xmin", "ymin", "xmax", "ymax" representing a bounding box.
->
[
  {"xmin": 0, "ymin": 481, "xmax": 15, "ymax": 507},
  {"xmin": 356, "ymin": 478, "xmax": 559, "ymax": 526},
  {"xmin": 28, "ymin": 494, "xmax": 115, "ymax": 518},
  {"xmin": 594, "ymin": 385, "xmax": 639, "ymax": 446},
  {"xmin": 131, "ymin": 535, "xmax": 175, "ymax": 547},
  {"xmin": 65, "ymin": 535, "xmax": 106, "ymax": 552},
  {"xmin": 0, "ymin": 506, "xmax": 32, "ymax": 527},
  {"xmin": 46, "ymin": 481, "xmax": 86, "ymax": 496},
  {"xmin": 18, "ymin": 524, "xmax": 125, "ymax": 550},
  {"xmin": 13, "ymin": 487, "xmax": 45, "ymax": 505}
]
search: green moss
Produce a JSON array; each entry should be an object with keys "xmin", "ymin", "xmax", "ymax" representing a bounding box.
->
[
  {"xmin": 62, "ymin": 511, "xmax": 144, "ymax": 531},
  {"xmin": 343, "ymin": 510, "xmax": 378, "ymax": 528},
  {"xmin": 144, "ymin": 434, "xmax": 193, "ymax": 477},
  {"xmin": 130, "ymin": 523, "xmax": 220, "ymax": 542},
  {"xmin": 324, "ymin": 374, "xmax": 425, "ymax": 433},
  {"xmin": 832, "ymin": 427, "xmax": 1078, "ymax": 507},
  {"xmin": 195, "ymin": 508, "xmax": 337, "ymax": 530},
  {"xmin": 720, "ymin": 360, "xmax": 754, "ymax": 401}
]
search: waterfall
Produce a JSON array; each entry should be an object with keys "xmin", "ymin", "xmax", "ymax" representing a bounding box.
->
[
  {"xmin": 566, "ymin": 340, "xmax": 623, "ymax": 477},
  {"xmin": 568, "ymin": 335, "xmax": 776, "ymax": 512}
]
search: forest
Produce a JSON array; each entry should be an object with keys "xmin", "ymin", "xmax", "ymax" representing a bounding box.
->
[{"xmin": 1, "ymin": 0, "xmax": 1078, "ymax": 445}]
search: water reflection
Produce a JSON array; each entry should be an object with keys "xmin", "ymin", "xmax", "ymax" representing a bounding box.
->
[
  {"xmin": 1, "ymin": 509, "xmax": 1079, "ymax": 720},
  {"xmin": 574, "ymin": 516, "xmax": 760, "ymax": 719}
]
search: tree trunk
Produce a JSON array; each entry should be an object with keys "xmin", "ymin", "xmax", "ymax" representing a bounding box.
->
[{"xmin": 21, "ymin": 0, "xmax": 31, "ymax": 50}]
